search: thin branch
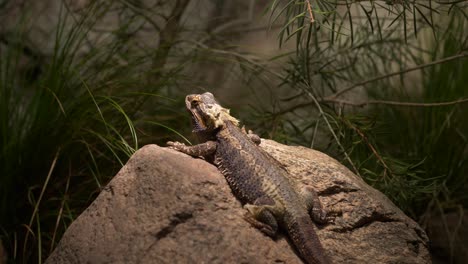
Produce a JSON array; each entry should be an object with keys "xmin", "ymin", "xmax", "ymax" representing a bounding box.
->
[
  {"xmin": 273, "ymin": 96, "xmax": 468, "ymax": 116},
  {"xmin": 219, "ymin": 24, "xmax": 283, "ymax": 35},
  {"xmin": 119, "ymin": 0, "xmax": 163, "ymax": 32},
  {"xmin": 323, "ymin": 97, "xmax": 468, "ymax": 107},
  {"xmin": 306, "ymin": 0, "xmax": 315, "ymax": 23},
  {"xmin": 151, "ymin": 0, "xmax": 190, "ymax": 77},
  {"xmin": 296, "ymin": 87, "xmax": 361, "ymax": 177},
  {"xmin": 275, "ymin": 101, "xmax": 314, "ymax": 116},
  {"xmin": 344, "ymin": 119, "xmax": 390, "ymax": 175},
  {"xmin": 327, "ymin": 51, "xmax": 468, "ymax": 99}
]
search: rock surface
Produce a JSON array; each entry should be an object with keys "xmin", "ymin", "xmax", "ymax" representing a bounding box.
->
[{"xmin": 46, "ymin": 140, "xmax": 431, "ymax": 264}]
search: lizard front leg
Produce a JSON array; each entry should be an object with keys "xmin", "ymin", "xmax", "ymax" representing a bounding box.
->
[{"xmin": 167, "ymin": 141, "xmax": 217, "ymax": 157}]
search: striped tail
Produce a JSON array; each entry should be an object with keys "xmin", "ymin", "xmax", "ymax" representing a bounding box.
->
[{"xmin": 285, "ymin": 214, "xmax": 330, "ymax": 264}]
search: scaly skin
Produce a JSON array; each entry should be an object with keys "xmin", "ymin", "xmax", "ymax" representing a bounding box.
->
[{"xmin": 167, "ymin": 92, "xmax": 331, "ymax": 264}]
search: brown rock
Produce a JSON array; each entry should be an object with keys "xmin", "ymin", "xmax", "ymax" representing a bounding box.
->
[
  {"xmin": 46, "ymin": 140, "xmax": 430, "ymax": 264},
  {"xmin": 260, "ymin": 140, "xmax": 430, "ymax": 263}
]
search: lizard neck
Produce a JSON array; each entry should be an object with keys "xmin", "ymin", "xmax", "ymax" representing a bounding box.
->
[
  {"xmin": 193, "ymin": 126, "xmax": 219, "ymax": 142},
  {"xmin": 216, "ymin": 120, "xmax": 243, "ymax": 139}
]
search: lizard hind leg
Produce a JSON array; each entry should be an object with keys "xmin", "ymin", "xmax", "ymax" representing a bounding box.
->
[
  {"xmin": 301, "ymin": 186, "xmax": 329, "ymax": 224},
  {"xmin": 243, "ymin": 196, "xmax": 279, "ymax": 238}
]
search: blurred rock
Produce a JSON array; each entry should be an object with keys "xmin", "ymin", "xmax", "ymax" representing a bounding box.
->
[
  {"xmin": 426, "ymin": 211, "xmax": 468, "ymax": 264},
  {"xmin": 46, "ymin": 141, "xmax": 430, "ymax": 263}
]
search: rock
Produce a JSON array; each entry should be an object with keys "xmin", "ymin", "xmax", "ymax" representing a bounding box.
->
[
  {"xmin": 260, "ymin": 140, "xmax": 430, "ymax": 263},
  {"xmin": 46, "ymin": 140, "xmax": 430, "ymax": 264}
]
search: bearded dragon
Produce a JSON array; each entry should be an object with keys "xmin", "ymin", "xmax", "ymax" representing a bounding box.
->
[{"xmin": 167, "ymin": 92, "xmax": 331, "ymax": 264}]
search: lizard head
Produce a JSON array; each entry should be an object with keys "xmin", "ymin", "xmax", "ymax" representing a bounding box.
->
[{"xmin": 185, "ymin": 92, "xmax": 239, "ymax": 133}]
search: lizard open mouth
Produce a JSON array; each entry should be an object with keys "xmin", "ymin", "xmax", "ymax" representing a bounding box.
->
[{"xmin": 186, "ymin": 94, "xmax": 210, "ymax": 132}]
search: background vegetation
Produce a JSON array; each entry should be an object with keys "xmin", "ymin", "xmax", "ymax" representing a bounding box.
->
[{"xmin": 0, "ymin": 0, "xmax": 467, "ymax": 263}]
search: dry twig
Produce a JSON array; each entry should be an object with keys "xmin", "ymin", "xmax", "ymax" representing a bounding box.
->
[
  {"xmin": 306, "ymin": 0, "xmax": 315, "ymax": 23},
  {"xmin": 323, "ymin": 97, "xmax": 468, "ymax": 107},
  {"xmin": 327, "ymin": 52, "xmax": 468, "ymax": 99}
]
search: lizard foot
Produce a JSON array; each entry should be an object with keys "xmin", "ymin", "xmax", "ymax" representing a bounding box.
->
[
  {"xmin": 243, "ymin": 211, "xmax": 277, "ymax": 238},
  {"xmin": 301, "ymin": 186, "xmax": 330, "ymax": 224}
]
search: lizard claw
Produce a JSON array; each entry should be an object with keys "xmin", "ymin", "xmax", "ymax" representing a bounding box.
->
[
  {"xmin": 324, "ymin": 215, "xmax": 335, "ymax": 225},
  {"xmin": 323, "ymin": 208, "xmax": 342, "ymax": 225}
]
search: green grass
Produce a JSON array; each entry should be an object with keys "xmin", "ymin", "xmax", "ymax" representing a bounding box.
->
[{"xmin": 0, "ymin": 2, "xmax": 188, "ymax": 262}]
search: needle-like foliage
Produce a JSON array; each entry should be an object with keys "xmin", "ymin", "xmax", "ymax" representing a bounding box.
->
[{"xmin": 250, "ymin": 4, "xmax": 468, "ymax": 260}]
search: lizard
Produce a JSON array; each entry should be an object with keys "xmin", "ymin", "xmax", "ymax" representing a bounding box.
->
[{"xmin": 167, "ymin": 92, "xmax": 331, "ymax": 264}]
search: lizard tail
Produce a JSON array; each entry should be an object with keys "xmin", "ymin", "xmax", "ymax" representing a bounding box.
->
[{"xmin": 285, "ymin": 215, "xmax": 330, "ymax": 264}]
